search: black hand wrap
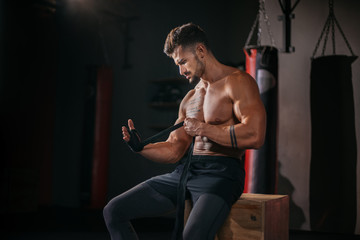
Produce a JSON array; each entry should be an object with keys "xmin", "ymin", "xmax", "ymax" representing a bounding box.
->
[
  {"xmin": 125, "ymin": 121, "xmax": 184, "ymax": 153},
  {"xmin": 126, "ymin": 128, "xmax": 144, "ymax": 152}
]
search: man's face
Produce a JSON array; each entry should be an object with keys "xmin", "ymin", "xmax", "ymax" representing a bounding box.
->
[{"xmin": 172, "ymin": 45, "xmax": 204, "ymax": 84}]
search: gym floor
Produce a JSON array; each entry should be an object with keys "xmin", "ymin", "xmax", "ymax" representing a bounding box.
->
[{"xmin": 2, "ymin": 206, "xmax": 359, "ymax": 240}]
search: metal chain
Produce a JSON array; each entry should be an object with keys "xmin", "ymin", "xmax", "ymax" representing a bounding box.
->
[
  {"xmin": 321, "ymin": 16, "xmax": 331, "ymax": 56},
  {"xmin": 258, "ymin": 0, "xmax": 263, "ymax": 46},
  {"xmin": 331, "ymin": 18, "xmax": 335, "ymax": 54},
  {"xmin": 312, "ymin": 15, "xmax": 330, "ymax": 58},
  {"xmin": 260, "ymin": 0, "xmax": 275, "ymax": 46},
  {"xmin": 330, "ymin": 0, "xmax": 336, "ymax": 54},
  {"xmin": 333, "ymin": 16, "xmax": 355, "ymax": 56},
  {"xmin": 312, "ymin": 0, "xmax": 356, "ymax": 58},
  {"xmin": 245, "ymin": 13, "xmax": 259, "ymax": 47},
  {"xmin": 245, "ymin": 0, "xmax": 275, "ymax": 47},
  {"xmin": 329, "ymin": 0, "xmax": 333, "ymax": 13}
]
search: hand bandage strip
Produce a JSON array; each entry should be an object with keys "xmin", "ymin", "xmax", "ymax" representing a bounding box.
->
[{"xmin": 126, "ymin": 121, "xmax": 184, "ymax": 152}]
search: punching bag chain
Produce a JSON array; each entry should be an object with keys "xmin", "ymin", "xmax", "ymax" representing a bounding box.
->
[
  {"xmin": 259, "ymin": 0, "xmax": 275, "ymax": 47},
  {"xmin": 330, "ymin": 0, "xmax": 335, "ymax": 55},
  {"xmin": 312, "ymin": 0, "xmax": 355, "ymax": 58},
  {"xmin": 245, "ymin": 0, "xmax": 275, "ymax": 48},
  {"xmin": 245, "ymin": 13, "xmax": 259, "ymax": 47}
]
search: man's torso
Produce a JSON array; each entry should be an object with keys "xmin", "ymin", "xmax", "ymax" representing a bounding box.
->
[{"xmin": 183, "ymin": 70, "xmax": 244, "ymax": 159}]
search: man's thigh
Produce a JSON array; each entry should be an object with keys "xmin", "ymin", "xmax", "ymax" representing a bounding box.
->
[{"xmin": 105, "ymin": 182, "xmax": 176, "ymax": 220}]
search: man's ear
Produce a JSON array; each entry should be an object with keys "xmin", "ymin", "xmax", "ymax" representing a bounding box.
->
[{"xmin": 196, "ymin": 43, "xmax": 206, "ymax": 58}]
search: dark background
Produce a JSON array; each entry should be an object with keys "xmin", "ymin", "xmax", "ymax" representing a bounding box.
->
[
  {"xmin": 1, "ymin": 0, "xmax": 360, "ymax": 238},
  {"xmin": 1, "ymin": 0, "xmax": 257, "ymax": 209}
]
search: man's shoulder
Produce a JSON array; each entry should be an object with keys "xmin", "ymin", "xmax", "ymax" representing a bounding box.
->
[
  {"xmin": 224, "ymin": 68, "xmax": 259, "ymax": 99},
  {"xmin": 184, "ymin": 88, "xmax": 196, "ymax": 99},
  {"xmin": 225, "ymin": 68, "xmax": 254, "ymax": 86},
  {"xmin": 177, "ymin": 88, "xmax": 196, "ymax": 117},
  {"xmin": 179, "ymin": 88, "xmax": 196, "ymax": 106}
]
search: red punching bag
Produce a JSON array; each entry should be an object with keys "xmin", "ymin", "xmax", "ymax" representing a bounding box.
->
[
  {"xmin": 244, "ymin": 46, "xmax": 278, "ymax": 194},
  {"xmin": 243, "ymin": 0, "xmax": 278, "ymax": 194},
  {"xmin": 80, "ymin": 66, "xmax": 113, "ymax": 209}
]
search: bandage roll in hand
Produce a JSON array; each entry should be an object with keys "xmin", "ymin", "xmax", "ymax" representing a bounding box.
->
[{"xmin": 126, "ymin": 128, "xmax": 144, "ymax": 152}]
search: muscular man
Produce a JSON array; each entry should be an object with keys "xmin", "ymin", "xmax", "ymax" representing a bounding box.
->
[{"xmin": 103, "ymin": 23, "xmax": 266, "ymax": 240}]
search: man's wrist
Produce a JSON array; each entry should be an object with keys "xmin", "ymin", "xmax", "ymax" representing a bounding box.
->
[{"xmin": 197, "ymin": 122, "xmax": 207, "ymax": 136}]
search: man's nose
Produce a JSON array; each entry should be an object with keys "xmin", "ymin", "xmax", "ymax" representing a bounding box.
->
[{"xmin": 179, "ymin": 65, "xmax": 186, "ymax": 76}]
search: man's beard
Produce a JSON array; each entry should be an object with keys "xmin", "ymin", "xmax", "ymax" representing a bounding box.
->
[
  {"xmin": 189, "ymin": 75, "xmax": 201, "ymax": 84},
  {"xmin": 189, "ymin": 56, "xmax": 204, "ymax": 84}
]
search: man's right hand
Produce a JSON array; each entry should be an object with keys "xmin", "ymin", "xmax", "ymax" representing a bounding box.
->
[{"xmin": 122, "ymin": 119, "xmax": 144, "ymax": 152}]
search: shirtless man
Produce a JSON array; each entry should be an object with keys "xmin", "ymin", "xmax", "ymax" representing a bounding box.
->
[{"xmin": 103, "ymin": 23, "xmax": 266, "ymax": 240}]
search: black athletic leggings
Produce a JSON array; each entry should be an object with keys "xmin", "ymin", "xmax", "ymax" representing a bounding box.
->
[{"xmin": 103, "ymin": 182, "xmax": 230, "ymax": 240}]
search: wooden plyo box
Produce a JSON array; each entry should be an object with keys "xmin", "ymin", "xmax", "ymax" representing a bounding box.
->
[{"xmin": 184, "ymin": 193, "xmax": 289, "ymax": 240}]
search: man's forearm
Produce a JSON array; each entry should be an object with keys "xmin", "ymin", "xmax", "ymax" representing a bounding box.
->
[
  {"xmin": 198, "ymin": 122, "xmax": 264, "ymax": 149},
  {"xmin": 139, "ymin": 141, "xmax": 183, "ymax": 164}
]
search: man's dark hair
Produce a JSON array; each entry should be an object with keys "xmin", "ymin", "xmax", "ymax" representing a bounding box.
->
[{"xmin": 163, "ymin": 23, "xmax": 210, "ymax": 56}]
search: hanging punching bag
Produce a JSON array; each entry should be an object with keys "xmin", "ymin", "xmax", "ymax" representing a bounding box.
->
[
  {"xmin": 309, "ymin": 0, "xmax": 358, "ymax": 233},
  {"xmin": 310, "ymin": 55, "xmax": 357, "ymax": 233},
  {"xmin": 244, "ymin": 46, "xmax": 278, "ymax": 194},
  {"xmin": 242, "ymin": 0, "xmax": 278, "ymax": 194}
]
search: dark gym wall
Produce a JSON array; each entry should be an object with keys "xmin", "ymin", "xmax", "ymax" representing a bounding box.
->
[
  {"xmin": 2, "ymin": 0, "xmax": 359, "ymax": 235},
  {"xmin": 1, "ymin": 0, "xmax": 57, "ymax": 211},
  {"xmin": 52, "ymin": 0, "xmax": 258, "ymax": 207}
]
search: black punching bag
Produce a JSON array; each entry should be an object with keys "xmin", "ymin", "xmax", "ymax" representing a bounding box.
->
[
  {"xmin": 244, "ymin": 46, "xmax": 278, "ymax": 194},
  {"xmin": 309, "ymin": 55, "xmax": 357, "ymax": 233}
]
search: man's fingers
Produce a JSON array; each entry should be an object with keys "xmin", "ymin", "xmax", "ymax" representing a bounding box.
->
[
  {"xmin": 122, "ymin": 126, "xmax": 130, "ymax": 142},
  {"xmin": 128, "ymin": 119, "xmax": 135, "ymax": 130},
  {"xmin": 184, "ymin": 117, "xmax": 195, "ymax": 125},
  {"xmin": 123, "ymin": 119, "xmax": 135, "ymax": 142}
]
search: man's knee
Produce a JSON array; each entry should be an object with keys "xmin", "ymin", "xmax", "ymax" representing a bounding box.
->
[
  {"xmin": 103, "ymin": 201, "xmax": 116, "ymax": 225},
  {"xmin": 103, "ymin": 197, "xmax": 128, "ymax": 225},
  {"xmin": 183, "ymin": 221, "xmax": 215, "ymax": 240},
  {"xmin": 183, "ymin": 193, "xmax": 230, "ymax": 240}
]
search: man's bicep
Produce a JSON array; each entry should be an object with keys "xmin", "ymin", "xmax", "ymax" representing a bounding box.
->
[
  {"xmin": 234, "ymin": 100, "xmax": 266, "ymax": 126},
  {"xmin": 169, "ymin": 100, "xmax": 191, "ymax": 143},
  {"xmin": 232, "ymin": 85, "xmax": 267, "ymax": 148},
  {"xmin": 165, "ymin": 120, "xmax": 192, "ymax": 158},
  {"xmin": 229, "ymin": 74, "xmax": 264, "ymax": 123}
]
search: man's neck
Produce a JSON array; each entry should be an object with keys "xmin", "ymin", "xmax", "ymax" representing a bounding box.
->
[{"xmin": 201, "ymin": 56, "xmax": 227, "ymax": 84}]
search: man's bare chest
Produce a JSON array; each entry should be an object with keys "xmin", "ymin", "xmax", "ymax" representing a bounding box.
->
[{"xmin": 185, "ymin": 87, "xmax": 233, "ymax": 124}]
